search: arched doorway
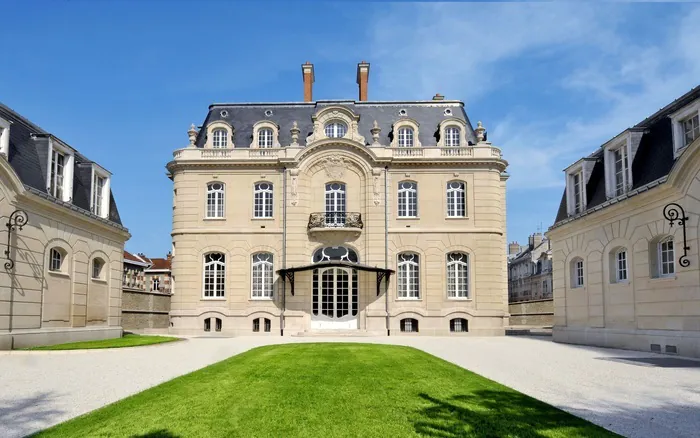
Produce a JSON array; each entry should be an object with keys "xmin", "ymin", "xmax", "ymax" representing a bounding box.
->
[{"xmin": 311, "ymin": 246, "xmax": 358, "ymax": 329}]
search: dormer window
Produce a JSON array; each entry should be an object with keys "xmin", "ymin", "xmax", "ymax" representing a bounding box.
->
[
  {"xmin": 670, "ymin": 100, "xmax": 700, "ymax": 156},
  {"xmin": 0, "ymin": 117, "xmax": 10, "ymax": 157},
  {"xmin": 437, "ymin": 118, "xmax": 467, "ymax": 148},
  {"xmin": 49, "ymin": 149, "xmax": 66, "ymax": 200},
  {"xmin": 683, "ymin": 114, "xmax": 699, "ymax": 147},
  {"xmin": 47, "ymin": 140, "xmax": 74, "ymax": 202},
  {"xmin": 612, "ymin": 146, "xmax": 629, "ymax": 196},
  {"xmin": 258, "ymin": 128, "xmax": 273, "ymax": 148},
  {"xmin": 325, "ymin": 122, "xmax": 347, "ymax": 138},
  {"xmin": 251, "ymin": 121, "xmax": 280, "ymax": 148},
  {"xmin": 603, "ymin": 132, "xmax": 633, "ymax": 199},
  {"xmin": 572, "ymin": 172, "xmax": 583, "ymax": 213},
  {"xmin": 565, "ymin": 159, "xmax": 593, "ymax": 216},
  {"xmin": 398, "ymin": 127, "xmax": 414, "ymax": 147},
  {"xmin": 212, "ymin": 129, "xmax": 228, "ymax": 148},
  {"xmin": 445, "ymin": 126, "xmax": 461, "ymax": 147},
  {"xmin": 90, "ymin": 165, "xmax": 111, "ymax": 218}
]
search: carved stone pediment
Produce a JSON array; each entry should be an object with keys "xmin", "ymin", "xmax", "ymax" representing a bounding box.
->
[{"xmin": 305, "ymin": 106, "xmax": 366, "ymax": 146}]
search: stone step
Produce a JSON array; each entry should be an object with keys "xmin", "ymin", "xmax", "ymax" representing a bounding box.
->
[{"xmin": 292, "ymin": 329, "xmax": 373, "ymax": 337}]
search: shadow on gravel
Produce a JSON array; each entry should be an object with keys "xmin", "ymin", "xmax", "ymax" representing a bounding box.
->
[
  {"xmin": 596, "ymin": 356, "xmax": 700, "ymax": 368},
  {"xmin": 0, "ymin": 392, "xmax": 64, "ymax": 438}
]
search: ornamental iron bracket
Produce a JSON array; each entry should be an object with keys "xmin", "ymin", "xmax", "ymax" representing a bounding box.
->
[
  {"xmin": 5, "ymin": 209, "xmax": 28, "ymax": 270},
  {"xmin": 663, "ymin": 203, "xmax": 690, "ymax": 268}
]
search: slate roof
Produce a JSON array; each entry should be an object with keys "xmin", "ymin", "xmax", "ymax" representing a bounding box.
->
[
  {"xmin": 0, "ymin": 102, "xmax": 124, "ymax": 227},
  {"xmin": 553, "ymin": 85, "xmax": 700, "ymax": 226},
  {"xmin": 195, "ymin": 100, "xmax": 478, "ymax": 148}
]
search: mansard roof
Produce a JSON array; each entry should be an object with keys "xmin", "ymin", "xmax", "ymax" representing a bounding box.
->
[
  {"xmin": 195, "ymin": 100, "xmax": 478, "ymax": 149},
  {"xmin": 0, "ymin": 102, "xmax": 124, "ymax": 227},
  {"xmin": 553, "ymin": 85, "xmax": 700, "ymax": 225}
]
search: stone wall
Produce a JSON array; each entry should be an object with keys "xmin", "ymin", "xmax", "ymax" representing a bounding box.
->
[
  {"xmin": 508, "ymin": 299, "xmax": 553, "ymax": 326},
  {"xmin": 121, "ymin": 289, "xmax": 171, "ymax": 331}
]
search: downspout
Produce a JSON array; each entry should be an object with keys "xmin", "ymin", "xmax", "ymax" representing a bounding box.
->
[
  {"xmin": 281, "ymin": 166, "xmax": 287, "ymax": 336},
  {"xmin": 384, "ymin": 165, "xmax": 390, "ymax": 336}
]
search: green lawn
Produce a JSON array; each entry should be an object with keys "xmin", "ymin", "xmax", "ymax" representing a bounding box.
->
[
  {"xmin": 22, "ymin": 333, "xmax": 180, "ymax": 350},
  {"xmin": 33, "ymin": 343, "xmax": 618, "ymax": 438}
]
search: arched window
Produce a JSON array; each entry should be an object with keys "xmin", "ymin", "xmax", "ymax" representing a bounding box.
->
[
  {"xmin": 398, "ymin": 127, "xmax": 414, "ymax": 147},
  {"xmin": 659, "ymin": 237, "xmax": 675, "ymax": 277},
  {"xmin": 206, "ymin": 183, "xmax": 225, "ymax": 218},
  {"xmin": 400, "ymin": 318, "xmax": 419, "ymax": 333},
  {"xmin": 397, "ymin": 253, "xmax": 420, "ymax": 298},
  {"xmin": 258, "ymin": 128, "xmax": 273, "ymax": 148},
  {"xmin": 447, "ymin": 252, "xmax": 469, "ymax": 298},
  {"xmin": 49, "ymin": 248, "xmax": 64, "ymax": 272},
  {"xmin": 203, "ymin": 253, "xmax": 225, "ymax": 298},
  {"xmin": 450, "ymin": 318, "xmax": 468, "ymax": 332},
  {"xmin": 397, "ymin": 181, "xmax": 417, "ymax": 218},
  {"xmin": 325, "ymin": 182, "xmax": 346, "ymax": 226},
  {"xmin": 264, "ymin": 318, "xmax": 271, "ymax": 332},
  {"xmin": 204, "ymin": 318, "xmax": 211, "ymax": 332},
  {"xmin": 212, "ymin": 129, "xmax": 228, "ymax": 148},
  {"xmin": 254, "ymin": 182, "xmax": 273, "ymax": 218},
  {"xmin": 446, "ymin": 181, "xmax": 466, "ymax": 217},
  {"xmin": 253, "ymin": 318, "xmax": 260, "ymax": 332},
  {"xmin": 571, "ymin": 258, "xmax": 584, "ymax": 288},
  {"xmin": 325, "ymin": 122, "xmax": 347, "ymax": 138},
  {"xmin": 215, "ymin": 318, "xmax": 222, "ymax": 332},
  {"xmin": 252, "ymin": 253, "xmax": 274, "ymax": 298},
  {"xmin": 445, "ymin": 126, "xmax": 461, "ymax": 147},
  {"xmin": 612, "ymin": 248, "xmax": 628, "ymax": 283},
  {"xmin": 92, "ymin": 258, "xmax": 104, "ymax": 279}
]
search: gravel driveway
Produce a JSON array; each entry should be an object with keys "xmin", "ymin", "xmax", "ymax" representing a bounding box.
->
[{"xmin": 1, "ymin": 335, "xmax": 699, "ymax": 438}]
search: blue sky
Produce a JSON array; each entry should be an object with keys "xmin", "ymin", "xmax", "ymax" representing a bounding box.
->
[{"xmin": 1, "ymin": 1, "xmax": 698, "ymax": 256}]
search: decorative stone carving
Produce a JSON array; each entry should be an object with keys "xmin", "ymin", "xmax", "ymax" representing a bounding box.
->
[
  {"xmin": 372, "ymin": 168, "xmax": 382, "ymax": 206},
  {"xmin": 323, "ymin": 155, "xmax": 346, "ymax": 180},
  {"xmin": 475, "ymin": 121, "xmax": 486, "ymax": 142},
  {"xmin": 290, "ymin": 169, "xmax": 299, "ymax": 206},
  {"xmin": 305, "ymin": 106, "xmax": 366, "ymax": 146},
  {"xmin": 290, "ymin": 121, "xmax": 300, "ymax": 147},
  {"xmin": 187, "ymin": 124, "xmax": 198, "ymax": 147},
  {"xmin": 370, "ymin": 120, "xmax": 381, "ymax": 146}
]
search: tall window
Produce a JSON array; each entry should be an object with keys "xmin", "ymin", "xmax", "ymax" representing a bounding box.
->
[
  {"xmin": 444, "ymin": 126, "xmax": 460, "ymax": 147},
  {"xmin": 659, "ymin": 237, "xmax": 675, "ymax": 277},
  {"xmin": 212, "ymin": 129, "xmax": 228, "ymax": 148},
  {"xmin": 206, "ymin": 183, "xmax": 225, "ymax": 218},
  {"xmin": 152, "ymin": 277, "xmax": 160, "ymax": 291},
  {"xmin": 325, "ymin": 122, "xmax": 347, "ymax": 138},
  {"xmin": 615, "ymin": 249, "xmax": 628, "ymax": 282},
  {"xmin": 258, "ymin": 128, "xmax": 273, "ymax": 148},
  {"xmin": 49, "ymin": 149, "xmax": 65, "ymax": 199},
  {"xmin": 325, "ymin": 183, "xmax": 346, "ymax": 226},
  {"xmin": 92, "ymin": 174, "xmax": 106, "ymax": 216},
  {"xmin": 572, "ymin": 172, "xmax": 583, "ymax": 214},
  {"xmin": 397, "ymin": 181, "xmax": 417, "ymax": 217},
  {"xmin": 254, "ymin": 183, "xmax": 273, "ymax": 218},
  {"xmin": 571, "ymin": 258, "xmax": 584, "ymax": 288},
  {"xmin": 447, "ymin": 252, "xmax": 469, "ymax": 298},
  {"xmin": 542, "ymin": 280, "xmax": 548, "ymax": 296},
  {"xmin": 252, "ymin": 253, "xmax": 274, "ymax": 298},
  {"xmin": 398, "ymin": 127, "xmax": 414, "ymax": 147},
  {"xmin": 683, "ymin": 114, "xmax": 699, "ymax": 147},
  {"xmin": 49, "ymin": 248, "xmax": 63, "ymax": 272},
  {"xmin": 203, "ymin": 253, "xmax": 226, "ymax": 298},
  {"xmin": 92, "ymin": 258, "xmax": 104, "ymax": 279},
  {"xmin": 613, "ymin": 146, "xmax": 629, "ymax": 196},
  {"xmin": 398, "ymin": 253, "xmax": 419, "ymax": 298},
  {"xmin": 446, "ymin": 181, "xmax": 466, "ymax": 217}
]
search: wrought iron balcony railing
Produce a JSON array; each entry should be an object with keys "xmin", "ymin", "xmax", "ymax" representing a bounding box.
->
[{"xmin": 308, "ymin": 212, "xmax": 363, "ymax": 230}]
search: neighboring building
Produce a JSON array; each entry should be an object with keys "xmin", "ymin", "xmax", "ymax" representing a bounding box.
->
[
  {"xmin": 548, "ymin": 86, "xmax": 700, "ymax": 358},
  {"xmin": 121, "ymin": 251, "xmax": 171, "ymax": 331},
  {"xmin": 0, "ymin": 102, "xmax": 130, "ymax": 350},
  {"xmin": 167, "ymin": 61, "xmax": 509, "ymax": 336},
  {"xmin": 508, "ymin": 233, "xmax": 552, "ymax": 303}
]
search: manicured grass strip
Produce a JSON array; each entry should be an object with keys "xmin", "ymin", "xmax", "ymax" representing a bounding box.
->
[
  {"xmin": 33, "ymin": 343, "xmax": 619, "ymax": 437},
  {"xmin": 22, "ymin": 334, "xmax": 180, "ymax": 350}
]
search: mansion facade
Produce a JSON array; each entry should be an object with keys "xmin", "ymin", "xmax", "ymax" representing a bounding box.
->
[
  {"xmin": 167, "ymin": 62, "xmax": 509, "ymax": 336},
  {"xmin": 548, "ymin": 85, "xmax": 700, "ymax": 358}
]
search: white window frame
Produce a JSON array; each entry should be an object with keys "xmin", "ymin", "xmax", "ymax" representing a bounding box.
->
[
  {"xmin": 251, "ymin": 121, "xmax": 280, "ymax": 148},
  {"xmin": 615, "ymin": 249, "xmax": 628, "ymax": 283},
  {"xmin": 251, "ymin": 253, "xmax": 274, "ymax": 299},
  {"xmin": 324, "ymin": 121, "xmax": 347, "ymax": 138},
  {"xmin": 571, "ymin": 258, "xmax": 584, "ymax": 288},
  {"xmin": 47, "ymin": 139, "xmax": 74, "ymax": 203},
  {"xmin": 205, "ymin": 182, "xmax": 225, "ymax": 219},
  {"xmin": 446, "ymin": 181, "xmax": 466, "ymax": 218},
  {"xmin": 659, "ymin": 237, "xmax": 675, "ymax": 277},
  {"xmin": 398, "ymin": 127, "xmax": 414, "ymax": 147},
  {"xmin": 152, "ymin": 277, "xmax": 160, "ymax": 291},
  {"xmin": 49, "ymin": 248, "xmax": 64, "ymax": 272},
  {"xmin": 446, "ymin": 252, "xmax": 469, "ymax": 299},
  {"xmin": 565, "ymin": 161, "xmax": 586, "ymax": 216},
  {"xmin": 397, "ymin": 181, "xmax": 418, "ymax": 218},
  {"xmin": 670, "ymin": 100, "xmax": 700, "ymax": 156},
  {"xmin": 444, "ymin": 126, "xmax": 461, "ymax": 147},
  {"xmin": 258, "ymin": 128, "xmax": 273, "ymax": 148},
  {"xmin": 603, "ymin": 133, "xmax": 633, "ymax": 199},
  {"xmin": 390, "ymin": 119, "xmax": 421, "ymax": 148},
  {"xmin": 212, "ymin": 129, "xmax": 228, "ymax": 148},
  {"xmin": 205, "ymin": 122, "xmax": 234, "ymax": 149},
  {"xmin": 397, "ymin": 253, "xmax": 420, "ymax": 299},
  {"xmin": 254, "ymin": 182, "xmax": 273, "ymax": 218},
  {"xmin": 90, "ymin": 164, "xmax": 111, "ymax": 219},
  {"xmin": 92, "ymin": 258, "xmax": 104, "ymax": 280},
  {"xmin": 0, "ymin": 117, "xmax": 10, "ymax": 157},
  {"xmin": 203, "ymin": 253, "xmax": 226, "ymax": 298}
]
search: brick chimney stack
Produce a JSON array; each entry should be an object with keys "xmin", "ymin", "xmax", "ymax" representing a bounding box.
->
[
  {"xmin": 356, "ymin": 61, "xmax": 370, "ymax": 101},
  {"xmin": 302, "ymin": 61, "xmax": 314, "ymax": 102}
]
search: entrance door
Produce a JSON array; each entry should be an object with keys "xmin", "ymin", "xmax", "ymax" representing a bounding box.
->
[
  {"xmin": 325, "ymin": 183, "xmax": 346, "ymax": 227},
  {"xmin": 311, "ymin": 267, "xmax": 358, "ymax": 329}
]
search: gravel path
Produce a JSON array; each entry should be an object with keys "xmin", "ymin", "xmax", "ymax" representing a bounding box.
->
[{"xmin": 1, "ymin": 335, "xmax": 699, "ymax": 438}]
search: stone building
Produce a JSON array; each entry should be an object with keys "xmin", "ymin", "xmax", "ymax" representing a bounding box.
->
[
  {"xmin": 548, "ymin": 85, "xmax": 700, "ymax": 358},
  {"xmin": 121, "ymin": 251, "xmax": 171, "ymax": 331},
  {"xmin": 0, "ymin": 102, "xmax": 129, "ymax": 349},
  {"xmin": 508, "ymin": 233, "xmax": 552, "ymax": 303},
  {"xmin": 167, "ymin": 61, "xmax": 509, "ymax": 336}
]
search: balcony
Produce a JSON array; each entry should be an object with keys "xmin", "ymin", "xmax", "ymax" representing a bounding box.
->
[{"xmin": 307, "ymin": 212, "xmax": 363, "ymax": 245}]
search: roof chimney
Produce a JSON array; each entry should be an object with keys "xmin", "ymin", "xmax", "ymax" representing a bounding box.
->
[
  {"xmin": 433, "ymin": 93, "xmax": 444, "ymax": 101},
  {"xmin": 302, "ymin": 61, "xmax": 314, "ymax": 102},
  {"xmin": 356, "ymin": 61, "xmax": 370, "ymax": 101},
  {"xmin": 508, "ymin": 242, "xmax": 521, "ymax": 256}
]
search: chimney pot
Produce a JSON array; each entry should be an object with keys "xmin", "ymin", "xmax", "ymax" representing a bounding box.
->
[
  {"xmin": 356, "ymin": 61, "xmax": 370, "ymax": 101},
  {"xmin": 433, "ymin": 93, "xmax": 444, "ymax": 101},
  {"xmin": 301, "ymin": 62, "xmax": 315, "ymax": 102}
]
